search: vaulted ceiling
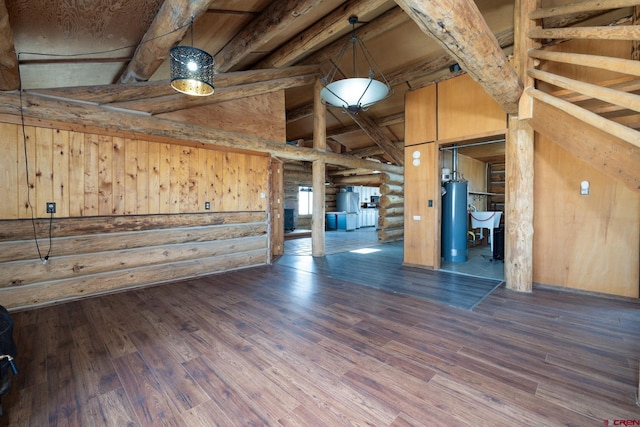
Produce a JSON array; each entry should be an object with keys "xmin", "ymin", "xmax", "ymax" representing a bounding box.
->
[{"xmin": 1, "ymin": 0, "xmax": 520, "ymax": 167}]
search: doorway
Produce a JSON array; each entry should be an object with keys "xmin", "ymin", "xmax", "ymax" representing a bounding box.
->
[{"xmin": 438, "ymin": 139, "xmax": 506, "ymax": 281}]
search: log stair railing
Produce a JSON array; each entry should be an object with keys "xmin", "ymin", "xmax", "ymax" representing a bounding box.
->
[{"xmin": 526, "ymin": 0, "xmax": 640, "ymax": 150}]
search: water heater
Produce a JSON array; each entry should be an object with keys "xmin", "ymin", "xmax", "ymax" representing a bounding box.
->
[{"xmin": 441, "ymin": 181, "xmax": 468, "ymax": 263}]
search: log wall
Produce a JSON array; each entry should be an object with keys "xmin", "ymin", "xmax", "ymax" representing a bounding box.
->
[
  {"xmin": 378, "ymin": 172, "xmax": 404, "ymax": 242},
  {"xmin": 0, "ymin": 212, "xmax": 268, "ymax": 310}
]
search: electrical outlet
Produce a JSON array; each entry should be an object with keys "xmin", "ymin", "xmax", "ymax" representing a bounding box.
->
[
  {"xmin": 46, "ymin": 202, "xmax": 56, "ymax": 214},
  {"xmin": 204, "ymin": 202, "xmax": 210, "ymax": 210}
]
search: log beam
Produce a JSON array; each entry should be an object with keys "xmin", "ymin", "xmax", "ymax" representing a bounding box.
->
[
  {"xmin": 0, "ymin": 91, "xmax": 402, "ymax": 174},
  {"xmin": 331, "ymin": 175, "xmax": 383, "ymax": 187},
  {"xmin": 119, "ymin": 0, "xmax": 211, "ymax": 83},
  {"xmin": 394, "ymin": 0, "xmax": 522, "ymax": 114},
  {"xmin": 111, "ymin": 74, "xmax": 318, "ymax": 115},
  {"xmin": 329, "ymin": 168, "xmax": 380, "ymax": 177},
  {"xmin": 34, "ymin": 65, "xmax": 320, "ymax": 106},
  {"xmin": 301, "ymin": 7, "xmax": 408, "ymax": 66},
  {"xmin": 215, "ymin": 0, "xmax": 324, "ymax": 72},
  {"xmin": 257, "ymin": 0, "xmax": 393, "ymax": 68},
  {"xmin": 347, "ymin": 111, "xmax": 404, "ymax": 165}
]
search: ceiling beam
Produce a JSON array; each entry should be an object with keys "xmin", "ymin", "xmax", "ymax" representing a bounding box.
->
[
  {"xmin": 394, "ymin": 0, "xmax": 522, "ymax": 114},
  {"xmin": 31, "ymin": 65, "xmax": 319, "ymax": 105},
  {"xmin": 287, "ymin": 28, "xmax": 513, "ymax": 120},
  {"xmin": 347, "ymin": 111, "xmax": 404, "ymax": 165},
  {"xmin": 0, "ymin": 91, "xmax": 402, "ymax": 174},
  {"xmin": 301, "ymin": 7, "xmax": 408, "ymax": 66},
  {"xmin": 110, "ymin": 73, "xmax": 317, "ymax": 115},
  {"xmin": 287, "ymin": 104, "xmax": 315, "ymax": 123},
  {"xmin": 0, "ymin": 0, "xmax": 19, "ymax": 91},
  {"xmin": 256, "ymin": 0, "xmax": 393, "ymax": 68},
  {"xmin": 118, "ymin": 0, "xmax": 212, "ymax": 83},
  {"xmin": 214, "ymin": 0, "xmax": 324, "ymax": 73},
  {"xmin": 349, "ymin": 141, "xmax": 404, "ymax": 158}
]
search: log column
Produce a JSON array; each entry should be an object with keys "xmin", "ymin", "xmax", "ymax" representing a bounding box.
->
[
  {"xmin": 505, "ymin": 117, "xmax": 534, "ymax": 292},
  {"xmin": 504, "ymin": 0, "xmax": 538, "ymax": 293},
  {"xmin": 312, "ymin": 78, "xmax": 326, "ymax": 257}
]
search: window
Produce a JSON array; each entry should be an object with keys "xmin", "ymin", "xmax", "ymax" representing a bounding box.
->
[{"xmin": 298, "ymin": 186, "xmax": 312, "ymax": 215}]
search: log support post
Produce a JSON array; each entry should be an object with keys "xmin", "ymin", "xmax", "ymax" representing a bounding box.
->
[
  {"xmin": 504, "ymin": 0, "xmax": 537, "ymax": 293},
  {"xmin": 312, "ymin": 78, "xmax": 326, "ymax": 257},
  {"xmin": 505, "ymin": 116, "xmax": 534, "ymax": 293}
]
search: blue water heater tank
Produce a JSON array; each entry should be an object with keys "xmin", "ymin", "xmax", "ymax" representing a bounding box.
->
[{"xmin": 442, "ymin": 181, "xmax": 468, "ymax": 262}]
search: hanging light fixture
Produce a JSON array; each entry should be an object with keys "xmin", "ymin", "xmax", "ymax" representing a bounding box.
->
[
  {"xmin": 321, "ymin": 16, "xmax": 392, "ymax": 113},
  {"xmin": 170, "ymin": 17, "xmax": 215, "ymax": 96}
]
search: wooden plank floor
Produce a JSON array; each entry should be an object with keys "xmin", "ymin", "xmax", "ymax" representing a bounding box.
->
[
  {"xmin": 2, "ymin": 255, "xmax": 639, "ymax": 426},
  {"xmin": 277, "ymin": 241, "xmax": 503, "ymax": 310}
]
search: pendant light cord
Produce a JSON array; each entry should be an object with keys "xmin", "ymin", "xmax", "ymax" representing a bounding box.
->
[
  {"xmin": 14, "ymin": 19, "xmax": 198, "ymax": 263},
  {"xmin": 18, "ymin": 54, "xmax": 53, "ymax": 264}
]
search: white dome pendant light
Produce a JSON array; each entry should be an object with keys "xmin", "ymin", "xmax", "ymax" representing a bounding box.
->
[{"xmin": 320, "ymin": 16, "xmax": 392, "ymax": 113}]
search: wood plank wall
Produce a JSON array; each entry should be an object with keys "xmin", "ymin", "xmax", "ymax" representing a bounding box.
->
[
  {"xmin": 0, "ymin": 122, "xmax": 271, "ymax": 310},
  {"xmin": 0, "ymin": 123, "xmax": 269, "ymax": 218}
]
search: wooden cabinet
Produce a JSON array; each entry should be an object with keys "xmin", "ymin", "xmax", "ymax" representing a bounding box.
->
[
  {"xmin": 403, "ymin": 143, "xmax": 440, "ymax": 268},
  {"xmin": 437, "ymin": 74, "xmax": 506, "ymax": 141},
  {"xmin": 359, "ymin": 208, "xmax": 379, "ymax": 228},
  {"xmin": 405, "ymin": 85, "xmax": 436, "ymax": 146}
]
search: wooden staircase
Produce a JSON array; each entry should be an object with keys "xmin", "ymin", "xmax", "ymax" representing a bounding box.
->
[{"xmin": 525, "ymin": 0, "xmax": 640, "ymax": 192}]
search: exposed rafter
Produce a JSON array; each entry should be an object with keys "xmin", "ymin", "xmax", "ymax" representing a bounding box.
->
[
  {"xmin": 119, "ymin": 0, "xmax": 211, "ymax": 84},
  {"xmin": 256, "ymin": 0, "xmax": 393, "ymax": 68},
  {"xmin": 347, "ymin": 111, "xmax": 404, "ymax": 166},
  {"xmin": 32, "ymin": 65, "xmax": 319, "ymax": 111},
  {"xmin": 214, "ymin": 0, "xmax": 324, "ymax": 73},
  {"xmin": 110, "ymin": 74, "xmax": 317, "ymax": 115},
  {"xmin": 301, "ymin": 6, "xmax": 408, "ymax": 68}
]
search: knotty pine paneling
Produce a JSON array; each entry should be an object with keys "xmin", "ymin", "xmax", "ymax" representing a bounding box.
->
[
  {"xmin": 0, "ymin": 123, "xmax": 19, "ymax": 218},
  {"xmin": 0, "ymin": 122, "xmax": 269, "ymax": 219},
  {"xmin": 159, "ymin": 92, "xmax": 286, "ymax": 143}
]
